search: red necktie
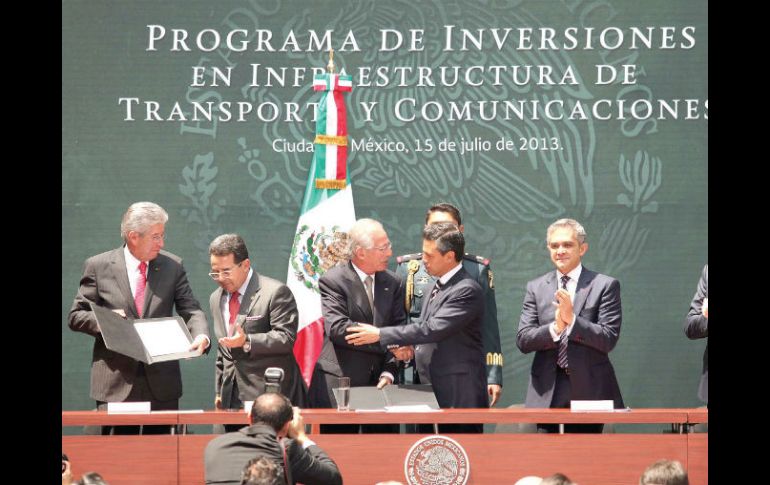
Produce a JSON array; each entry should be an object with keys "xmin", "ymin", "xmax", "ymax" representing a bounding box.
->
[
  {"xmin": 228, "ymin": 290, "xmax": 240, "ymax": 336},
  {"xmin": 134, "ymin": 261, "xmax": 147, "ymax": 318}
]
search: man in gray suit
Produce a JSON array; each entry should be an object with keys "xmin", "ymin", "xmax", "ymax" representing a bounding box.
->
[
  {"xmin": 685, "ymin": 264, "xmax": 708, "ymax": 405},
  {"xmin": 208, "ymin": 234, "xmax": 307, "ymax": 431},
  {"xmin": 68, "ymin": 201, "xmax": 210, "ymax": 434},
  {"xmin": 516, "ymin": 218, "xmax": 623, "ymax": 433},
  {"xmin": 347, "ymin": 222, "xmax": 488, "ymax": 433},
  {"xmin": 308, "ymin": 218, "xmax": 406, "ymax": 433}
]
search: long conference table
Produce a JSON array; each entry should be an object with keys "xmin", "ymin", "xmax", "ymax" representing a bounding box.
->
[{"xmin": 62, "ymin": 408, "xmax": 707, "ymax": 485}]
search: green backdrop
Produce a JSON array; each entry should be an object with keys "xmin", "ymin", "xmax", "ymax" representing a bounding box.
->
[{"xmin": 62, "ymin": 0, "xmax": 708, "ymax": 416}]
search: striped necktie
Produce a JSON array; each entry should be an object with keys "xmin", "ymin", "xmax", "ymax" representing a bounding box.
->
[
  {"xmin": 429, "ymin": 280, "xmax": 444, "ymax": 300},
  {"xmin": 557, "ymin": 275, "xmax": 570, "ymax": 369}
]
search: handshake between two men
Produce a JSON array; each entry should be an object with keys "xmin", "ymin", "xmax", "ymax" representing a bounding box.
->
[{"xmin": 346, "ymin": 323, "xmax": 413, "ymax": 389}]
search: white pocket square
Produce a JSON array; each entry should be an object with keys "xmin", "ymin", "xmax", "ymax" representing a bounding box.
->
[{"xmin": 244, "ymin": 315, "xmax": 263, "ymax": 321}]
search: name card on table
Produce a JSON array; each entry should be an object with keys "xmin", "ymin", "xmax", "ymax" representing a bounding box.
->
[
  {"xmin": 570, "ymin": 400, "xmax": 614, "ymax": 412},
  {"xmin": 107, "ymin": 401, "xmax": 151, "ymax": 414}
]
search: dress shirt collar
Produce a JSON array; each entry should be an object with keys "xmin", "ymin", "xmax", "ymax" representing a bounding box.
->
[
  {"xmin": 351, "ymin": 261, "xmax": 374, "ymax": 283},
  {"xmin": 557, "ymin": 264, "xmax": 583, "ymax": 290},
  {"xmin": 124, "ymin": 245, "xmax": 144, "ymax": 272},
  {"xmin": 231, "ymin": 268, "xmax": 254, "ymax": 299},
  {"xmin": 438, "ymin": 262, "xmax": 463, "ymax": 285}
]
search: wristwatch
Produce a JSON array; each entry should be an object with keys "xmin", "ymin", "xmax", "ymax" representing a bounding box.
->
[{"xmin": 243, "ymin": 335, "xmax": 251, "ymax": 352}]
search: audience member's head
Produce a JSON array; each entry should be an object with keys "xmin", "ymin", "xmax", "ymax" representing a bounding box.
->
[
  {"xmin": 514, "ymin": 476, "xmax": 543, "ymax": 485},
  {"xmin": 249, "ymin": 393, "xmax": 294, "ymax": 437},
  {"xmin": 240, "ymin": 456, "xmax": 283, "ymax": 485},
  {"xmin": 76, "ymin": 472, "xmax": 110, "ymax": 485},
  {"xmin": 639, "ymin": 459, "xmax": 689, "ymax": 485},
  {"xmin": 62, "ymin": 453, "xmax": 73, "ymax": 485},
  {"xmin": 541, "ymin": 473, "xmax": 574, "ymax": 485}
]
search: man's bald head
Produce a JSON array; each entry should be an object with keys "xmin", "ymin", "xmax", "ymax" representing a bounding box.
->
[{"xmin": 249, "ymin": 393, "xmax": 293, "ymax": 432}]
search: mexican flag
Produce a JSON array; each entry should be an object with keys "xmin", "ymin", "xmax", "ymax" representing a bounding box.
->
[{"xmin": 288, "ymin": 72, "xmax": 355, "ymax": 386}]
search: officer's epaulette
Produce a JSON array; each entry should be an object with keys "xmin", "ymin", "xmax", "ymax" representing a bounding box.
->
[
  {"xmin": 396, "ymin": 253, "xmax": 423, "ymax": 264},
  {"xmin": 463, "ymin": 252, "xmax": 490, "ymax": 266}
]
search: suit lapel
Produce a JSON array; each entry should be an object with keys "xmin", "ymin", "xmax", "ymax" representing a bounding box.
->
[
  {"xmin": 544, "ymin": 271, "xmax": 558, "ymax": 299},
  {"xmin": 241, "ymin": 272, "xmax": 263, "ymax": 316},
  {"xmin": 420, "ymin": 280, "xmax": 437, "ymax": 322},
  {"xmin": 373, "ymin": 271, "xmax": 393, "ymax": 327},
  {"xmin": 211, "ymin": 286, "xmax": 227, "ymax": 336},
  {"xmin": 571, "ymin": 267, "xmax": 595, "ymax": 317},
  {"xmin": 345, "ymin": 262, "xmax": 374, "ymax": 322},
  {"xmin": 109, "ymin": 248, "xmax": 138, "ymax": 317},
  {"xmin": 143, "ymin": 257, "xmax": 163, "ymax": 318},
  {"xmin": 422, "ymin": 267, "xmax": 467, "ymax": 320}
]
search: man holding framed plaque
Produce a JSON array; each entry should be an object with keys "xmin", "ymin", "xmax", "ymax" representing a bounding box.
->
[{"xmin": 68, "ymin": 201, "xmax": 210, "ymax": 434}]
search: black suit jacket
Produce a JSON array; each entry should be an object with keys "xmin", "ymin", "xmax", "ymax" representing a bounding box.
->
[
  {"xmin": 204, "ymin": 424, "xmax": 342, "ymax": 485},
  {"xmin": 68, "ymin": 247, "xmax": 209, "ymax": 402},
  {"xmin": 211, "ymin": 273, "xmax": 307, "ymax": 408},
  {"xmin": 684, "ymin": 264, "xmax": 708, "ymax": 403},
  {"xmin": 309, "ymin": 261, "xmax": 406, "ymax": 407},
  {"xmin": 516, "ymin": 267, "xmax": 624, "ymax": 408},
  {"xmin": 379, "ymin": 267, "xmax": 488, "ymax": 410}
]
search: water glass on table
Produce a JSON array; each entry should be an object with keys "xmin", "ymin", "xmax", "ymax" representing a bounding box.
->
[{"xmin": 332, "ymin": 376, "xmax": 350, "ymax": 411}]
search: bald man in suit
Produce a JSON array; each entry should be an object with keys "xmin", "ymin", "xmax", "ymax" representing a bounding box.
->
[{"xmin": 68, "ymin": 202, "xmax": 210, "ymax": 434}]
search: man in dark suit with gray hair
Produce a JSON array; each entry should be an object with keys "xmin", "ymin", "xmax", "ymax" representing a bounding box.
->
[
  {"xmin": 346, "ymin": 222, "xmax": 487, "ymax": 433},
  {"xmin": 516, "ymin": 218, "xmax": 623, "ymax": 433},
  {"xmin": 308, "ymin": 218, "xmax": 406, "ymax": 433}
]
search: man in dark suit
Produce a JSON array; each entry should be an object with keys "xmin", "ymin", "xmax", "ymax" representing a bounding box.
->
[
  {"xmin": 204, "ymin": 393, "xmax": 342, "ymax": 485},
  {"xmin": 68, "ymin": 201, "xmax": 210, "ymax": 434},
  {"xmin": 685, "ymin": 264, "xmax": 708, "ymax": 405},
  {"xmin": 347, "ymin": 222, "xmax": 488, "ymax": 433},
  {"xmin": 209, "ymin": 234, "xmax": 307, "ymax": 431},
  {"xmin": 394, "ymin": 202, "xmax": 503, "ymax": 406},
  {"xmin": 308, "ymin": 218, "xmax": 406, "ymax": 433},
  {"xmin": 516, "ymin": 218, "xmax": 623, "ymax": 433}
]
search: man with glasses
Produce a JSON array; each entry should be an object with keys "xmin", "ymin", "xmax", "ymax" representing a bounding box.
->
[
  {"xmin": 69, "ymin": 201, "xmax": 210, "ymax": 434},
  {"xmin": 307, "ymin": 218, "xmax": 407, "ymax": 433},
  {"xmin": 209, "ymin": 234, "xmax": 307, "ymax": 431}
]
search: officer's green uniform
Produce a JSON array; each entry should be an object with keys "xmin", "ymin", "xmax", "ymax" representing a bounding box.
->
[{"xmin": 394, "ymin": 253, "xmax": 503, "ymax": 387}]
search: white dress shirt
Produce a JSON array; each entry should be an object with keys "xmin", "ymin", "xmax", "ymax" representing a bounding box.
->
[
  {"xmin": 549, "ymin": 264, "xmax": 582, "ymax": 341},
  {"xmin": 350, "ymin": 262, "xmax": 394, "ymax": 384}
]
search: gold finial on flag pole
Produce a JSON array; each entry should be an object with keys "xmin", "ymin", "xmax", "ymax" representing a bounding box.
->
[{"xmin": 327, "ymin": 49, "xmax": 335, "ymax": 73}]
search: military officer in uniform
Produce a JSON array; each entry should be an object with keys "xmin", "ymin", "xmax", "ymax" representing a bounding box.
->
[{"xmin": 394, "ymin": 203, "xmax": 503, "ymax": 406}]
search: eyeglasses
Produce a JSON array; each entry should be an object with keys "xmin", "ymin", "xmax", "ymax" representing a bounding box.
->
[
  {"xmin": 134, "ymin": 231, "xmax": 165, "ymax": 242},
  {"xmin": 371, "ymin": 242, "xmax": 392, "ymax": 252},
  {"xmin": 209, "ymin": 262, "xmax": 242, "ymax": 280}
]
